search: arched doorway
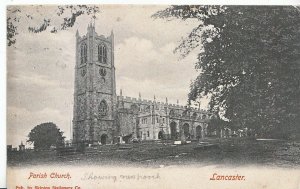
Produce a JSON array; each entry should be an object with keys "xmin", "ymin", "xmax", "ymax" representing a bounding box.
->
[
  {"xmin": 196, "ymin": 126, "xmax": 202, "ymax": 140},
  {"xmin": 122, "ymin": 133, "xmax": 133, "ymax": 144},
  {"xmin": 170, "ymin": 122, "xmax": 177, "ymax": 139},
  {"xmin": 183, "ymin": 123, "xmax": 190, "ymax": 139},
  {"xmin": 158, "ymin": 131, "xmax": 164, "ymax": 139},
  {"xmin": 101, "ymin": 134, "xmax": 108, "ymax": 145},
  {"xmin": 206, "ymin": 125, "xmax": 216, "ymax": 136}
]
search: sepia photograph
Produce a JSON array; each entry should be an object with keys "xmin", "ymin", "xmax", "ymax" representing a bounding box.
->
[{"xmin": 6, "ymin": 3, "xmax": 300, "ymax": 189}]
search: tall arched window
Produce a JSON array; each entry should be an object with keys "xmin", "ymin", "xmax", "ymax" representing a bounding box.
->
[
  {"xmin": 169, "ymin": 109, "xmax": 175, "ymax": 116},
  {"xmin": 98, "ymin": 44, "xmax": 107, "ymax": 63},
  {"xmin": 99, "ymin": 100, "xmax": 108, "ymax": 116},
  {"xmin": 192, "ymin": 112, "xmax": 198, "ymax": 118},
  {"xmin": 80, "ymin": 43, "xmax": 87, "ymax": 64}
]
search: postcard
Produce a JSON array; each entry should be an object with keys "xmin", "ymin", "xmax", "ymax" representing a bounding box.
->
[{"xmin": 6, "ymin": 4, "xmax": 300, "ymax": 189}]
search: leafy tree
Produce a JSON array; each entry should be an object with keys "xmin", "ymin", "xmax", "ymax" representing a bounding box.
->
[
  {"xmin": 27, "ymin": 122, "xmax": 65, "ymax": 150},
  {"xmin": 207, "ymin": 116, "xmax": 229, "ymax": 134},
  {"xmin": 7, "ymin": 5, "xmax": 100, "ymax": 46},
  {"xmin": 153, "ymin": 6, "xmax": 300, "ymax": 139}
]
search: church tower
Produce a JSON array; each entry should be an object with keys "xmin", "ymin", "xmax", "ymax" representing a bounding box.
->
[{"xmin": 73, "ymin": 23, "xmax": 117, "ymax": 144}]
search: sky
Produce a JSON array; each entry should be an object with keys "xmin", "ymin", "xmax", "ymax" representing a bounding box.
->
[{"xmin": 6, "ymin": 5, "xmax": 208, "ymax": 147}]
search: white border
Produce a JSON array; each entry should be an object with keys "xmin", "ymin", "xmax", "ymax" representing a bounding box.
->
[
  {"xmin": 3, "ymin": 0, "xmax": 300, "ymax": 5},
  {"xmin": 1, "ymin": 0, "xmax": 300, "ymax": 188},
  {"xmin": 1, "ymin": 1, "xmax": 7, "ymax": 188}
]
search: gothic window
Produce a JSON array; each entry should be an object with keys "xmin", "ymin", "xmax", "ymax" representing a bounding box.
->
[
  {"xmin": 141, "ymin": 118, "xmax": 148, "ymax": 124},
  {"xmin": 192, "ymin": 112, "xmax": 197, "ymax": 118},
  {"xmin": 98, "ymin": 44, "xmax": 107, "ymax": 63},
  {"xmin": 130, "ymin": 104, "xmax": 139, "ymax": 114},
  {"xmin": 182, "ymin": 110, "xmax": 189, "ymax": 117},
  {"xmin": 145, "ymin": 105, "xmax": 150, "ymax": 112},
  {"xmin": 98, "ymin": 100, "xmax": 108, "ymax": 116},
  {"xmin": 80, "ymin": 43, "xmax": 87, "ymax": 64},
  {"xmin": 169, "ymin": 109, "xmax": 175, "ymax": 116}
]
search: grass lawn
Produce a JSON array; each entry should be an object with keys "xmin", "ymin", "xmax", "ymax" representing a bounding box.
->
[{"xmin": 7, "ymin": 138, "xmax": 300, "ymax": 168}]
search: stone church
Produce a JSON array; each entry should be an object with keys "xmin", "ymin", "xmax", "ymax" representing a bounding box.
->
[{"xmin": 72, "ymin": 23, "xmax": 213, "ymax": 145}]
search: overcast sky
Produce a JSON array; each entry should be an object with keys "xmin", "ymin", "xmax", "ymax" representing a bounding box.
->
[{"xmin": 7, "ymin": 5, "xmax": 209, "ymax": 147}]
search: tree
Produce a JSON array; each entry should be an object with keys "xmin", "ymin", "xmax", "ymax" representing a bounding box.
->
[
  {"xmin": 7, "ymin": 5, "xmax": 100, "ymax": 46},
  {"xmin": 207, "ymin": 116, "xmax": 229, "ymax": 135},
  {"xmin": 27, "ymin": 122, "xmax": 65, "ymax": 150},
  {"xmin": 153, "ymin": 6, "xmax": 300, "ymax": 139}
]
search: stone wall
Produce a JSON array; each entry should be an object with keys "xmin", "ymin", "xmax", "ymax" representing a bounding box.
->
[{"xmin": 116, "ymin": 109, "xmax": 137, "ymax": 137}]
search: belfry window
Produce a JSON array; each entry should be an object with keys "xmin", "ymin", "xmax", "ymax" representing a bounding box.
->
[
  {"xmin": 80, "ymin": 43, "xmax": 87, "ymax": 64},
  {"xmin": 98, "ymin": 44, "xmax": 107, "ymax": 63}
]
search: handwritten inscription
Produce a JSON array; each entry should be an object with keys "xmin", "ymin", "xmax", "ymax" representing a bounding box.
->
[
  {"xmin": 81, "ymin": 172, "xmax": 160, "ymax": 182},
  {"xmin": 210, "ymin": 173, "xmax": 245, "ymax": 181}
]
